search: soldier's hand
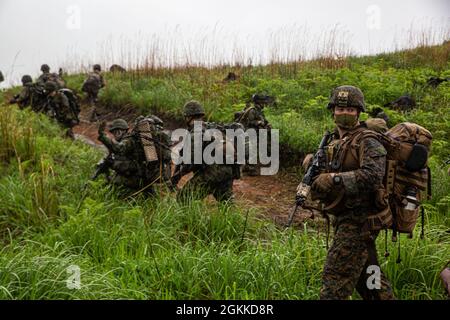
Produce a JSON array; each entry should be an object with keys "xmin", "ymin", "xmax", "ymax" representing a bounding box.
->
[
  {"xmin": 98, "ymin": 121, "xmax": 107, "ymax": 135},
  {"xmin": 311, "ymin": 173, "xmax": 334, "ymax": 194}
]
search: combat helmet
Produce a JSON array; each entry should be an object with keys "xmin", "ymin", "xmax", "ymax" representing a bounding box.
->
[
  {"xmin": 252, "ymin": 93, "xmax": 274, "ymax": 105},
  {"xmin": 93, "ymin": 64, "xmax": 101, "ymax": 72},
  {"xmin": 109, "ymin": 119, "xmax": 129, "ymax": 131},
  {"xmin": 183, "ymin": 100, "xmax": 205, "ymax": 117},
  {"xmin": 41, "ymin": 64, "xmax": 50, "ymax": 73},
  {"xmin": 327, "ymin": 85, "xmax": 366, "ymax": 112},
  {"xmin": 21, "ymin": 75, "xmax": 33, "ymax": 85}
]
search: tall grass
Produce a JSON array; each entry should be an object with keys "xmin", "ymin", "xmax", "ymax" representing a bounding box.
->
[{"xmin": 1, "ymin": 37, "xmax": 450, "ymax": 300}]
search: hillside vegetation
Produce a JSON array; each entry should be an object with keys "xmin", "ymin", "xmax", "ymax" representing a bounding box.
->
[{"xmin": 0, "ymin": 42, "xmax": 449, "ymax": 299}]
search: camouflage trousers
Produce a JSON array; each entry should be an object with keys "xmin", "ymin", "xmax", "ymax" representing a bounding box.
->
[
  {"xmin": 320, "ymin": 221, "xmax": 395, "ymax": 300},
  {"xmin": 86, "ymin": 90, "xmax": 99, "ymax": 105},
  {"xmin": 177, "ymin": 165, "xmax": 234, "ymax": 203}
]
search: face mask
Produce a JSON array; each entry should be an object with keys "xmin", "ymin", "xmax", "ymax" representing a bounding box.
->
[{"xmin": 334, "ymin": 113, "xmax": 358, "ymax": 129}]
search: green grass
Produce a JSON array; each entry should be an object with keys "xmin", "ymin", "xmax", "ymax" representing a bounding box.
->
[{"xmin": 0, "ymin": 42, "xmax": 449, "ymax": 300}]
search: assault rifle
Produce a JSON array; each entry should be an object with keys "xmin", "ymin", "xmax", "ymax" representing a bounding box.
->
[
  {"xmin": 91, "ymin": 153, "xmax": 114, "ymax": 181},
  {"xmin": 286, "ymin": 130, "xmax": 332, "ymax": 227}
]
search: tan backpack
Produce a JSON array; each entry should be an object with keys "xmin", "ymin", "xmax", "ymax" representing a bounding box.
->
[
  {"xmin": 379, "ymin": 122, "xmax": 432, "ymax": 238},
  {"xmin": 351, "ymin": 122, "xmax": 432, "ymax": 238}
]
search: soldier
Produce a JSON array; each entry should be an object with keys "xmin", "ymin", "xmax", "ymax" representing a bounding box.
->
[
  {"xmin": 43, "ymin": 81, "xmax": 79, "ymax": 139},
  {"xmin": 306, "ymin": 85, "xmax": 394, "ymax": 300},
  {"xmin": 236, "ymin": 93, "xmax": 273, "ymax": 176},
  {"xmin": 37, "ymin": 64, "xmax": 65, "ymax": 88},
  {"xmin": 171, "ymin": 101, "xmax": 236, "ymax": 203},
  {"xmin": 8, "ymin": 75, "xmax": 47, "ymax": 112},
  {"xmin": 82, "ymin": 64, "xmax": 106, "ymax": 122},
  {"xmin": 97, "ymin": 117, "xmax": 171, "ymax": 194},
  {"xmin": 9, "ymin": 75, "xmax": 34, "ymax": 109}
]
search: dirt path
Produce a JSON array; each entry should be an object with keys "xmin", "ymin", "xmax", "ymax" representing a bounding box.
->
[{"xmin": 74, "ymin": 104, "xmax": 312, "ymax": 226}]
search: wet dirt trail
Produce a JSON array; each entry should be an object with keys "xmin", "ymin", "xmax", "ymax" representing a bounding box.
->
[{"xmin": 73, "ymin": 104, "xmax": 312, "ymax": 226}]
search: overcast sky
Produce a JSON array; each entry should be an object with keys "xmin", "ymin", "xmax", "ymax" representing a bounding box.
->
[{"xmin": 0, "ymin": 0, "xmax": 449, "ymax": 87}]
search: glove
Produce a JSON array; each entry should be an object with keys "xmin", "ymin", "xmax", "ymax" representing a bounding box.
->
[
  {"xmin": 98, "ymin": 121, "xmax": 107, "ymax": 136},
  {"xmin": 311, "ymin": 173, "xmax": 334, "ymax": 194}
]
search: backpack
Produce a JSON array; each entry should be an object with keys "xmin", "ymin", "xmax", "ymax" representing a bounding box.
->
[
  {"xmin": 48, "ymin": 73, "xmax": 66, "ymax": 89},
  {"xmin": 82, "ymin": 73, "xmax": 102, "ymax": 92},
  {"xmin": 133, "ymin": 116, "xmax": 172, "ymax": 163},
  {"xmin": 59, "ymin": 89, "xmax": 81, "ymax": 123},
  {"xmin": 205, "ymin": 121, "xmax": 246, "ymax": 179},
  {"xmin": 363, "ymin": 122, "xmax": 432, "ymax": 239}
]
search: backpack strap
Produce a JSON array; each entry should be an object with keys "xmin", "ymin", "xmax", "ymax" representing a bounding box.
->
[
  {"xmin": 347, "ymin": 129, "xmax": 381, "ymax": 164},
  {"xmin": 237, "ymin": 105, "xmax": 255, "ymax": 124}
]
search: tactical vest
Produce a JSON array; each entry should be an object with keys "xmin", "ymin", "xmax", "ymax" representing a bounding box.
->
[
  {"xmin": 237, "ymin": 104, "xmax": 267, "ymax": 129},
  {"xmin": 322, "ymin": 126, "xmax": 392, "ymax": 228}
]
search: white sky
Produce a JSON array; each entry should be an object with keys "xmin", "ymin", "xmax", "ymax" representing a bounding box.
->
[{"xmin": 0, "ymin": 0, "xmax": 449, "ymax": 87}]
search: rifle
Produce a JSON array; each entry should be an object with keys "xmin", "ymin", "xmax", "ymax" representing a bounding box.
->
[
  {"xmin": 91, "ymin": 153, "xmax": 114, "ymax": 180},
  {"xmin": 286, "ymin": 130, "xmax": 332, "ymax": 227}
]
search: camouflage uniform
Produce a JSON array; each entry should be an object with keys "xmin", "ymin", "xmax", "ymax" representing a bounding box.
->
[
  {"xmin": 37, "ymin": 64, "xmax": 65, "ymax": 88},
  {"xmin": 237, "ymin": 94, "xmax": 272, "ymax": 176},
  {"xmin": 175, "ymin": 101, "xmax": 235, "ymax": 203},
  {"xmin": 44, "ymin": 81, "xmax": 78, "ymax": 138},
  {"xmin": 9, "ymin": 75, "xmax": 47, "ymax": 112},
  {"xmin": 82, "ymin": 65, "xmax": 105, "ymax": 121},
  {"xmin": 98, "ymin": 118, "xmax": 171, "ymax": 194},
  {"xmin": 82, "ymin": 70, "xmax": 104, "ymax": 104},
  {"xmin": 10, "ymin": 75, "xmax": 34, "ymax": 109},
  {"xmin": 311, "ymin": 86, "xmax": 394, "ymax": 300}
]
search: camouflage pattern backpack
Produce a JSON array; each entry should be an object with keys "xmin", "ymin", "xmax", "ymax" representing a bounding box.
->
[
  {"xmin": 47, "ymin": 73, "xmax": 66, "ymax": 89},
  {"xmin": 205, "ymin": 121, "xmax": 245, "ymax": 179},
  {"xmin": 82, "ymin": 73, "xmax": 103, "ymax": 92}
]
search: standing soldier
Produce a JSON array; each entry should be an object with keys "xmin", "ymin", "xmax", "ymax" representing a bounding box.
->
[
  {"xmin": 171, "ymin": 101, "xmax": 236, "ymax": 203},
  {"xmin": 305, "ymin": 85, "xmax": 394, "ymax": 300},
  {"xmin": 82, "ymin": 64, "xmax": 106, "ymax": 122},
  {"xmin": 236, "ymin": 93, "xmax": 273, "ymax": 176},
  {"xmin": 43, "ymin": 81, "xmax": 79, "ymax": 139}
]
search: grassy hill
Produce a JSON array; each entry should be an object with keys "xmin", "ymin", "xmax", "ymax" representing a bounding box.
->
[{"xmin": 0, "ymin": 42, "xmax": 449, "ymax": 299}]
